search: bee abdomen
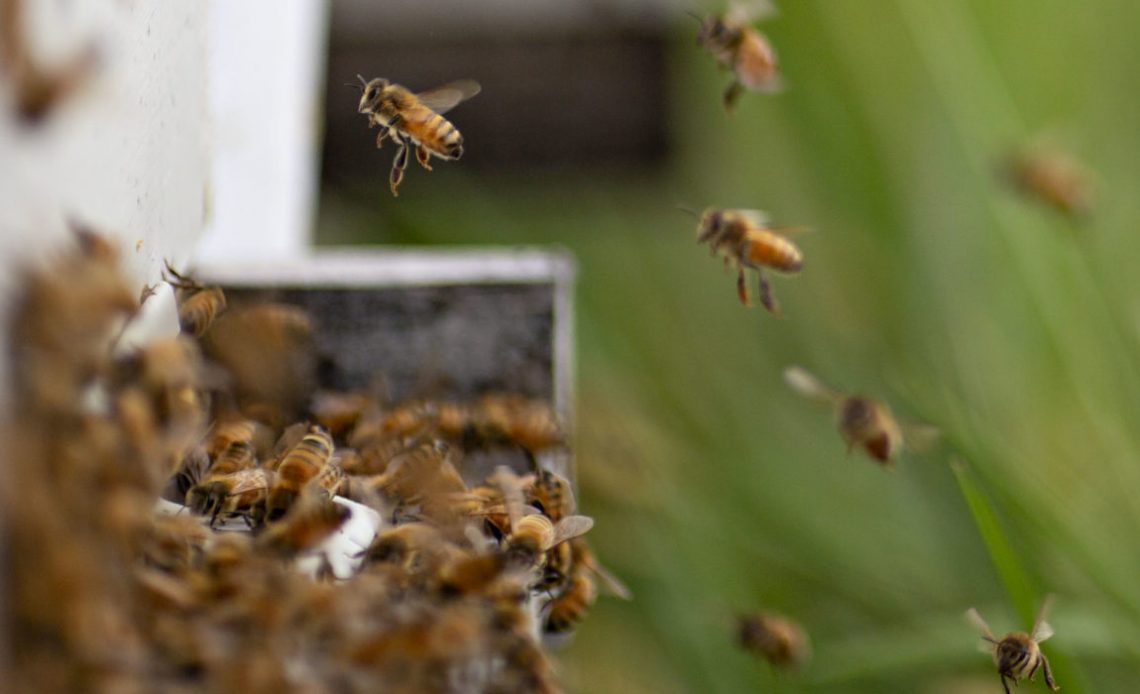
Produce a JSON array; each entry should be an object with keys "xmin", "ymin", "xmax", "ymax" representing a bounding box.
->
[{"xmin": 745, "ymin": 233, "xmax": 803, "ymax": 272}]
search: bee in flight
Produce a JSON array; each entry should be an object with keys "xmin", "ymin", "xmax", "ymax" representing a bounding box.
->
[
  {"xmin": 783, "ymin": 365, "xmax": 938, "ymax": 467},
  {"xmin": 693, "ymin": 1, "xmax": 782, "ymax": 111},
  {"xmin": 967, "ymin": 596, "xmax": 1060, "ymax": 694},
  {"xmin": 1001, "ymin": 146, "xmax": 1095, "ymax": 220},
  {"xmin": 736, "ymin": 611, "xmax": 810, "ymax": 670},
  {"xmin": 692, "ymin": 207, "xmax": 805, "ymax": 314},
  {"xmin": 356, "ymin": 76, "xmax": 481, "ymax": 196}
]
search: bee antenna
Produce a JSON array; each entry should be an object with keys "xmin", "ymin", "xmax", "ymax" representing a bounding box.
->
[
  {"xmin": 685, "ymin": 9, "xmax": 704, "ymax": 22},
  {"xmin": 675, "ymin": 204, "xmax": 701, "ymax": 219}
]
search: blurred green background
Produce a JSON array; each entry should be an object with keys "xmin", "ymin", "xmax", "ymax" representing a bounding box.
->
[{"xmin": 319, "ymin": 1, "xmax": 1140, "ymax": 691}]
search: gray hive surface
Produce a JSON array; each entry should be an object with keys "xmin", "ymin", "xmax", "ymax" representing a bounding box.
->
[{"xmin": 199, "ymin": 247, "xmax": 576, "ymax": 484}]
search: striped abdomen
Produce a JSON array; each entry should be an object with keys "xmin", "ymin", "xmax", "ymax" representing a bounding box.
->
[
  {"xmin": 743, "ymin": 228, "xmax": 803, "ymax": 273},
  {"xmin": 208, "ymin": 440, "xmax": 256, "ymax": 477},
  {"xmin": 401, "ymin": 103, "xmax": 464, "ymax": 159},
  {"xmin": 267, "ymin": 429, "xmax": 334, "ymax": 519},
  {"xmin": 996, "ymin": 635, "xmax": 1039, "ymax": 680},
  {"xmin": 177, "ymin": 287, "xmax": 226, "ymax": 337}
]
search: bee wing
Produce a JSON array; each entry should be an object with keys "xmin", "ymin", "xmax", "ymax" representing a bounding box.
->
[
  {"xmin": 416, "ymin": 80, "xmax": 481, "ymax": 115},
  {"xmin": 226, "ymin": 469, "xmax": 269, "ymax": 496},
  {"xmin": 733, "ymin": 208, "xmax": 772, "ymax": 226},
  {"xmin": 489, "ymin": 465, "xmax": 525, "ymax": 533},
  {"xmin": 727, "ymin": 0, "xmax": 778, "ymax": 24},
  {"xmin": 552, "ymin": 514, "xmax": 595, "ymax": 546},
  {"xmin": 901, "ymin": 422, "xmax": 941, "ymax": 453},
  {"xmin": 966, "ymin": 607, "xmax": 998, "ymax": 644},
  {"xmin": 783, "ymin": 365, "xmax": 841, "ymax": 404},
  {"xmin": 589, "ymin": 561, "xmax": 633, "ymax": 601},
  {"xmin": 1032, "ymin": 594, "xmax": 1056, "ymax": 643}
]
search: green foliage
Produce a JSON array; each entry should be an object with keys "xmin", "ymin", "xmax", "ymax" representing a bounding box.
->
[{"xmin": 320, "ymin": 0, "xmax": 1140, "ymax": 690}]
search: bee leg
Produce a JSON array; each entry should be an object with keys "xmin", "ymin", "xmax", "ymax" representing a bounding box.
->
[
  {"xmin": 375, "ymin": 128, "xmax": 387, "ymax": 149},
  {"xmin": 1040, "ymin": 654, "xmax": 1059, "ymax": 691},
  {"xmin": 389, "ymin": 140, "xmax": 409, "ymax": 196},
  {"xmin": 757, "ymin": 270, "xmax": 781, "ymax": 316},
  {"xmin": 1000, "ymin": 674, "xmax": 1013, "ymax": 694},
  {"xmin": 416, "ymin": 144, "xmax": 433, "ymax": 171},
  {"xmin": 723, "ymin": 81, "xmax": 744, "ymax": 112},
  {"xmin": 736, "ymin": 267, "xmax": 751, "ymax": 306}
]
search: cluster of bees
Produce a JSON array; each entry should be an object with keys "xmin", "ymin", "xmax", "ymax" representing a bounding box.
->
[
  {"xmin": 6, "ymin": 229, "xmax": 629, "ymax": 693},
  {"xmin": 351, "ymin": 3, "xmax": 1093, "ymax": 691}
]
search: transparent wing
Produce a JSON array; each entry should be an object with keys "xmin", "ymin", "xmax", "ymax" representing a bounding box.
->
[
  {"xmin": 966, "ymin": 607, "xmax": 998, "ymax": 643},
  {"xmin": 733, "ymin": 208, "xmax": 772, "ymax": 226},
  {"xmin": 901, "ymin": 422, "xmax": 941, "ymax": 453},
  {"xmin": 417, "ymin": 80, "xmax": 481, "ymax": 115},
  {"xmin": 589, "ymin": 560, "xmax": 633, "ymax": 600},
  {"xmin": 727, "ymin": 0, "xmax": 778, "ymax": 24},
  {"xmin": 552, "ymin": 515, "xmax": 595, "ymax": 545},
  {"xmin": 226, "ymin": 470, "xmax": 269, "ymax": 496},
  {"xmin": 1032, "ymin": 595, "xmax": 1056, "ymax": 642},
  {"xmin": 490, "ymin": 466, "xmax": 525, "ymax": 534},
  {"xmin": 783, "ymin": 365, "xmax": 841, "ymax": 404}
]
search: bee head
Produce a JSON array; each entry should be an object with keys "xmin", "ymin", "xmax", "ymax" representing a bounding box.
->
[{"xmin": 357, "ymin": 76, "xmax": 389, "ymax": 113}]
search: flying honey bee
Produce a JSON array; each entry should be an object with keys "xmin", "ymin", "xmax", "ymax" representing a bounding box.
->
[
  {"xmin": 967, "ymin": 597, "xmax": 1060, "ymax": 694},
  {"xmin": 736, "ymin": 611, "xmax": 811, "ymax": 670},
  {"xmin": 783, "ymin": 365, "xmax": 938, "ymax": 467},
  {"xmin": 693, "ymin": 1, "xmax": 782, "ymax": 111},
  {"xmin": 163, "ymin": 261, "xmax": 227, "ymax": 338},
  {"xmin": 1003, "ymin": 147, "xmax": 1095, "ymax": 219},
  {"xmin": 694, "ymin": 207, "xmax": 805, "ymax": 314},
  {"xmin": 265, "ymin": 427, "xmax": 335, "ymax": 521},
  {"xmin": 356, "ymin": 76, "xmax": 481, "ymax": 196}
]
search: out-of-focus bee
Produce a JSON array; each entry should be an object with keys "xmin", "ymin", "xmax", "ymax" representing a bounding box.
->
[
  {"xmin": 474, "ymin": 394, "xmax": 565, "ymax": 452},
  {"xmin": 1002, "ymin": 147, "xmax": 1095, "ymax": 219},
  {"xmin": 163, "ymin": 261, "xmax": 227, "ymax": 338},
  {"xmin": 694, "ymin": 208, "xmax": 805, "ymax": 314},
  {"xmin": 266, "ymin": 427, "xmax": 335, "ymax": 521},
  {"xmin": 356, "ymin": 76, "xmax": 481, "ymax": 196},
  {"xmin": 967, "ymin": 597, "xmax": 1060, "ymax": 694},
  {"xmin": 255, "ymin": 491, "xmax": 352, "ymax": 558},
  {"xmin": 544, "ymin": 573, "xmax": 597, "ymax": 635},
  {"xmin": 693, "ymin": 1, "xmax": 781, "ymax": 111},
  {"xmin": 506, "ymin": 513, "xmax": 594, "ymax": 572},
  {"xmin": 783, "ymin": 365, "xmax": 938, "ymax": 467},
  {"xmin": 0, "ymin": 0, "xmax": 98, "ymax": 124},
  {"xmin": 310, "ymin": 390, "xmax": 376, "ymax": 440},
  {"xmin": 736, "ymin": 611, "xmax": 810, "ymax": 670}
]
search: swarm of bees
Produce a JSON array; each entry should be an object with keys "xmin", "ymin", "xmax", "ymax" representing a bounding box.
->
[
  {"xmin": 356, "ymin": 75, "xmax": 481, "ymax": 196},
  {"xmin": 5, "ymin": 231, "xmax": 628, "ymax": 693}
]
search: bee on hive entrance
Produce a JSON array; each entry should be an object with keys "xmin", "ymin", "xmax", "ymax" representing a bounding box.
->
[
  {"xmin": 966, "ymin": 596, "xmax": 1060, "ymax": 694},
  {"xmin": 692, "ymin": 207, "xmax": 805, "ymax": 315},
  {"xmin": 693, "ymin": 1, "xmax": 782, "ymax": 111},
  {"xmin": 355, "ymin": 76, "xmax": 481, "ymax": 196}
]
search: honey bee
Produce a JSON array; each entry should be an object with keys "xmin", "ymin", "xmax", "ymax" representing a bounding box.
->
[
  {"xmin": 1003, "ymin": 147, "xmax": 1095, "ymax": 219},
  {"xmin": 544, "ymin": 573, "xmax": 597, "ymax": 635},
  {"xmin": 694, "ymin": 1, "xmax": 782, "ymax": 111},
  {"xmin": 266, "ymin": 427, "xmax": 335, "ymax": 521},
  {"xmin": 527, "ymin": 468, "xmax": 576, "ymax": 522},
  {"xmin": 967, "ymin": 597, "xmax": 1060, "ymax": 694},
  {"xmin": 694, "ymin": 208, "xmax": 804, "ymax": 314},
  {"xmin": 185, "ymin": 440, "xmax": 261, "ymax": 523},
  {"xmin": 356, "ymin": 76, "xmax": 481, "ymax": 196},
  {"xmin": 255, "ymin": 491, "xmax": 352, "ymax": 558},
  {"xmin": 506, "ymin": 513, "xmax": 594, "ymax": 572},
  {"xmin": 783, "ymin": 365, "xmax": 938, "ymax": 467},
  {"xmin": 736, "ymin": 611, "xmax": 811, "ymax": 670},
  {"xmin": 163, "ymin": 261, "xmax": 227, "ymax": 337}
]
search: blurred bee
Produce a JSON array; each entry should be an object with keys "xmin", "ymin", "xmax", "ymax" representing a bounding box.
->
[
  {"xmin": 967, "ymin": 597, "xmax": 1060, "ymax": 694},
  {"xmin": 310, "ymin": 390, "xmax": 376, "ymax": 440},
  {"xmin": 544, "ymin": 573, "xmax": 596, "ymax": 635},
  {"xmin": 1003, "ymin": 147, "xmax": 1095, "ymax": 219},
  {"xmin": 355, "ymin": 76, "xmax": 481, "ymax": 196},
  {"xmin": 736, "ymin": 611, "xmax": 811, "ymax": 670},
  {"xmin": 693, "ymin": 1, "xmax": 782, "ymax": 111},
  {"xmin": 0, "ymin": 0, "xmax": 98, "ymax": 124},
  {"xmin": 474, "ymin": 394, "xmax": 565, "ymax": 452},
  {"xmin": 506, "ymin": 513, "xmax": 594, "ymax": 572},
  {"xmin": 783, "ymin": 365, "xmax": 938, "ymax": 467},
  {"xmin": 266, "ymin": 427, "xmax": 335, "ymax": 521},
  {"xmin": 255, "ymin": 491, "xmax": 352, "ymax": 558},
  {"xmin": 163, "ymin": 261, "xmax": 227, "ymax": 338},
  {"xmin": 694, "ymin": 207, "xmax": 805, "ymax": 314}
]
